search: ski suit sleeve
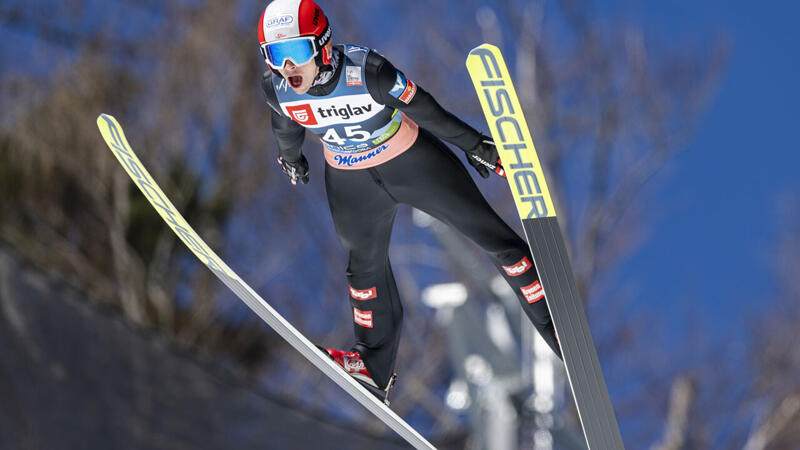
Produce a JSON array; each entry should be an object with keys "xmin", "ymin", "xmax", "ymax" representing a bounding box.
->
[
  {"xmin": 364, "ymin": 51, "xmax": 482, "ymax": 151},
  {"xmin": 262, "ymin": 71, "xmax": 306, "ymax": 162}
]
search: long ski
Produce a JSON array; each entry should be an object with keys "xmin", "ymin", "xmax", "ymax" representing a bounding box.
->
[
  {"xmin": 96, "ymin": 114, "xmax": 435, "ymax": 450},
  {"xmin": 466, "ymin": 44, "xmax": 625, "ymax": 449}
]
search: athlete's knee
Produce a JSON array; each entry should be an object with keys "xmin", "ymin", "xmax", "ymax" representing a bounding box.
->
[
  {"xmin": 525, "ymin": 302, "xmax": 553, "ymax": 325},
  {"xmin": 486, "ymin": 236, "xmax": 529, "ymax": 265},
  {"xmin": 521, "ymin": 297, "xmax": 551, "ymax": 324},
  {"xmin": 345, "ymin": 247, "xmax": 389, "ymax": 275}
]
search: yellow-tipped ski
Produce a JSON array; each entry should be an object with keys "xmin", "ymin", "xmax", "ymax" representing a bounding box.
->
[
  {"xmin": 466, "ymin": 43, "xmax": 556, "ymax": 220},
  {"xmin": 97, "ymin": 114, "xmax": 238, "ymax": 281},
  {"xmin": 96, "ymin": 113, "xmax": 435, "ymax": 450},
  {"xmin": 466, "ymin": 46, "xmax": 625, "ymax": 449}
]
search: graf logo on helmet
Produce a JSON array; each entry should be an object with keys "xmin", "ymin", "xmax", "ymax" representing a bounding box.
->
[{"xmin": 265, "ymin": 14, "xmax": 294, "ymax": 28}]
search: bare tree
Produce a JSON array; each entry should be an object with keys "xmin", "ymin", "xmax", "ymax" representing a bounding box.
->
[
  {"xmin": 647, "ymin": 199, "xmax": 800, "ymax": 449},
  {"xmin": 742, "ymin": 199, "xmax": 800, "ymax": 449}
]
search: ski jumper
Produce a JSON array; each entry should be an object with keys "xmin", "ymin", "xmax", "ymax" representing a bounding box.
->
[{"xmin": 263, "ymin": 45, "xmax": 561, "ymax": 389}]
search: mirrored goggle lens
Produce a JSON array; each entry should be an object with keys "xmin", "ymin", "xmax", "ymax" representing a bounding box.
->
[{"xmin": 263, "ymin": 38, "xmax": 316, "ymax": 68}]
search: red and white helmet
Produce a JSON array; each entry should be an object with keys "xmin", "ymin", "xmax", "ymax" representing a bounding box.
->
[{"xmin": 258, "ymin": 0, "xmax": 332, "ymax": 68}]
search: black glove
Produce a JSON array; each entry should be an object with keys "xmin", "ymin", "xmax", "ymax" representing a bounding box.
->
[
  {"xmin": 276, "ymin": 154, "xmax": 309, "ymax": 185},
  {"xmin": 464, "ymin": 135, "xmax": 506, "ymax": 179}
]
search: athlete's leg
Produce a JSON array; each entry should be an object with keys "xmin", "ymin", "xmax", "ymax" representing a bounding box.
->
[
  {"xmin": 324, "ymin": 163, "xmax": 404, "ymax": 388},
  {"xmin": 378, "ymin": 130, "xmax": 561, "ymax": 358}
]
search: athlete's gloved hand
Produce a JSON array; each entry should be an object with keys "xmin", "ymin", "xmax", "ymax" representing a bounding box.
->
[
  {"xmin": 464, "ymin": 135, "xmax": 506, "ymax": 179},
  {"xmin": 277, "ymin": 154, "xmax": 310, "ymax": 185}
]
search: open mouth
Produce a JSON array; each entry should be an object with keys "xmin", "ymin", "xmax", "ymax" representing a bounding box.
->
[{"xmin": 288, "ymin": 75, "xmax": 303, "ymax": 89}]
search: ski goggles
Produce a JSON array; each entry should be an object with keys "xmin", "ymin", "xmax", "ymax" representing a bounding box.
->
[{"xmin": 260, "ymin": 36, "xmax": 319, "ymax": 70}]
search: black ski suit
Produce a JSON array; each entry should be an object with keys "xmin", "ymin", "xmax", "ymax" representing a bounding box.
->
[{"xmin": 263, "ymin": 46, "xmax": 561, "ymax": 389}]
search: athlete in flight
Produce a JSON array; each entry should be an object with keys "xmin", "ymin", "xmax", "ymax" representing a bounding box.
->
[{"xmin": 258, "ymin": 0, "xmax": 561, "ymax": 402}]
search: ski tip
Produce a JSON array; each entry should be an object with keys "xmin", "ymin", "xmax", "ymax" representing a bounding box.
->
[
  {"xmin": 468, "ymin": 42, "xmax": 500, "ymax": 56},
  {"xmin": 96, "ymin": 113, "xmax": 115, "ymax": 128}
]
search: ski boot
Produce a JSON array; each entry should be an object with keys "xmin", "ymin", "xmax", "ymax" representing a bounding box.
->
[{"xmin": 317, "ymin": 346, "xmax": 397, "ymax": 406}]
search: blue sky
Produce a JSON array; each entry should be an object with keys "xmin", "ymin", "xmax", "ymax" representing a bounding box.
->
[{"xmin": 613, "ymin": 0, "xmax": 799, "ymax": 342}]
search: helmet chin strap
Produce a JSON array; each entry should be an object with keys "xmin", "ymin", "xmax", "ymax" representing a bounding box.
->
[{"xmin": 313, "ymin": 46, "xmax": 339, "ymax": 87}]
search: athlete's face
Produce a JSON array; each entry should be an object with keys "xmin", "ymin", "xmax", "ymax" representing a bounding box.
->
[{"xmin": 279, "ymin": 59, "xmax": 319, "ymax": 94}]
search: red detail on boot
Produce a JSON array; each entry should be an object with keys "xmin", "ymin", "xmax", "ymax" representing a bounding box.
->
[
  {"xmin": 521, "ymin": 280, "xmax": 545, "ymax": 303},
  {"xmin": 502, "ymin": 256, "xmax": 533, "ymax": 276},
  {"xmin": 323, "ymin": 348, "xmax": 377, "ymax": 388}
]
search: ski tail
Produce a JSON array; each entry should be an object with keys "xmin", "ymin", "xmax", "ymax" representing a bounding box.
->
[
  {"xmin": 96, "ymin": 114, "xmax": 436, "ymax": 450},
  {"xmin": 466, "ymin": 45, "xmax": 625, "ymax": 449}
]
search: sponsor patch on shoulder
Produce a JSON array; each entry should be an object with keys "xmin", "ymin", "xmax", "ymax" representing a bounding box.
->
[
  {"xmin": 353, "ymin": 307, "xmax": 373, "ymax": 328},
  {"xmin": 398, "ymin": 79, "xmax": 416, "ymax": 104},
  {"xmin": 390, "ymin": 72, "xmax": 407, "ymax": 96},
  {"xmin": 346, "ymin": 65, "xmax": 362, "ymax": 86},
  {"xmin": 346, "ymin": 46, "xmax": 368, "ymax": 54},
  {"xmin": 389, "ymin": 71, "xmax": 417, "ymax": 104},
  {"xmin": 521, "ymin": 280, "xmax": 545, "ymax": 303}
]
